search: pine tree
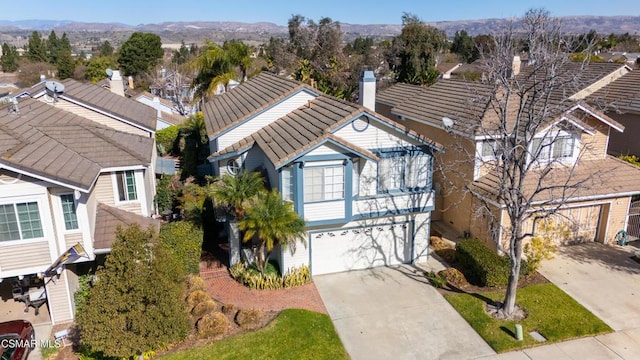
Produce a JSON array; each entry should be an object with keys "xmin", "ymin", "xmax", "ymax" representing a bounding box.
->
[
  {"xmin": 26, "ymin": 31, "xmax": 47, "ymax": 63},
  {"xmin": 47, "ymin": 30, "xmax": 59, "ymax": 64},
  {"xmin": 1, "ymin": 43, "xmax": 19, "ymax": 72},
  {"xmin": 76, "ymin": 224, "xmax": 189, "ymax": 358},
  {"xmin": 56, "ymin": 48, "xmax": 74, "ymax": 79}
]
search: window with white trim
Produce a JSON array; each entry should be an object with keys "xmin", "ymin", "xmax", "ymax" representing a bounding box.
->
[
  {"xmin": 116, "ymin": 171, "xmax": 137, "ymax": 201},
  {"xmin": 281, "ymin": 166, "xmax": 294, "ymax": 202},
  {"xmin": 60, "ymin": 194, "xmax": 79, "ymax": 230},
  {"xmin": 481, "ymin": 140, "xmax": 497, "ymax": 158},
  {"xmin": 0, "ymin": 202, "xmax": 43, "ymax": 241},
  {"xmin": 378, "ymin": 152, "xmax": 431, "ymax": 192},
  {"xmin": 531, "ymin": 134, "xmax": 575, "ymax": 163},
  {"xmin": 304, "ymin": 166, "xmax": 344, "ymax": 202}
]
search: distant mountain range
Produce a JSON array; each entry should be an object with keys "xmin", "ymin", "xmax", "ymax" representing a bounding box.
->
[{"xmin": 0, "ymin": 16, "xmax": 639, "ymax": 41}]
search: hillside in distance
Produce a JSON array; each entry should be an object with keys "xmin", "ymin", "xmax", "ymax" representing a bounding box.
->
[{"xmin": 0, "ymin": 16, "xmax": 639, "ymax": 45}]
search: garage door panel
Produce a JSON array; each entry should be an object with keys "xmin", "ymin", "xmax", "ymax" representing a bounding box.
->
[{"xmin": 311, "ymin": 223, "xmax": 411, "ymax": 275}]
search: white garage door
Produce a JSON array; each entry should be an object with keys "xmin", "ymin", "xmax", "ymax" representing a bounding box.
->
[{"xmin": 310, "ymin": 222, "xmax": 412, "ymax": 275}]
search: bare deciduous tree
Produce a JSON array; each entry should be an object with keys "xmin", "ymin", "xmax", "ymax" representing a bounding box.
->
[{"xmin": 439, "ymin": 9, "xmax": 608, "ymax": 316}]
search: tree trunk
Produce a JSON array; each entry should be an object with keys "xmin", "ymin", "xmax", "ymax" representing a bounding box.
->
[
  {"xmin": 256, "ymin": 242, "xmax": 266, "ymax": 274},
  {"xmin": 502, "ymin": 239, "xmax": 523, "ymax": 315}
]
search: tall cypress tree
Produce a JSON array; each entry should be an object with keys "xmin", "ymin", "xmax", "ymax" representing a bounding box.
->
[
  {"xmin": 26, "ymin": 31, "xmax": 47, "ymax": 63},
  {"xmin": 1, "ymin": 43, "xmax": 19, "ymax": 72},
  {"xmin": 47, "ymin": 30, "xmax": 59, "ymax": 64}
]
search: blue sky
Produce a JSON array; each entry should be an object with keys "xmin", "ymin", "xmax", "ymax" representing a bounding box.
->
[{"xmin": 4, "ymin": 0, "xmax": 640, "ymax": 25}]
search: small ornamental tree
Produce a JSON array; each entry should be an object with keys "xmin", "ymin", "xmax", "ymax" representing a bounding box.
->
[{"xmin": 76, "ymin": 224, "xmax": 189, "ymax": 358}]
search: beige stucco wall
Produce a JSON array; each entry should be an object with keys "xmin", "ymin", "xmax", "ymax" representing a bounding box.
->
[
  {"xmin": 606, "ymin": 113, "xmax": 640, "ymax": 156},
  {"xmin": 402, "ymin": 119, "xmax": 477, "ymax": 236}
]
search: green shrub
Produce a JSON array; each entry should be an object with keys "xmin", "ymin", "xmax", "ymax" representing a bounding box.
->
[
  {"xmin": 185, "ymin": 274, "xmax": 205, "ymax": 294},
  {"xmin": 186, "ymin": 290, "xmax": 210, "ymax": 311},
  {"xmin": 197, "ymin": 312, "xmax": 230, "ymax": 339},
  {"xmin": 230, "ymin": 262, "xmax": 311, "ymax": 290},
  {"xmin": 159, "ymin": 221, "xmax": 204, "ymax": 274},
  {"xmin": 155, "ymin": 175, "xmax": 178, "ymax": 213},
  {"xmin": 156, "ymin": 125, "xmax": 180, "ymax": 155},
  {"xmin": 426, "ymin": 271, "xmax": 446, "ymax": 288},
  {"xmin": 437, "ymin": 268, "xmax": 468, "ymax": 288},
  {"xmin": 235, "ymin": 308, "xmax": 266, "ymax": 330},
  {"xmin": 456, "ymin": 238, "xmax": 528, "ymax": 287}
]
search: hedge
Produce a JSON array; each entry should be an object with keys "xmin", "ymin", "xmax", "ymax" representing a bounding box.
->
[
  {"xmin": 159, "ymin": 221, "xmax": 204, "ymax": 274},
  {"xmin": 156, "ymin": 125, "xmax": 180, "ymax": 155},
  {"xmin": 456, "ymin": 238, "xmax": 528, "ymax": 287}
]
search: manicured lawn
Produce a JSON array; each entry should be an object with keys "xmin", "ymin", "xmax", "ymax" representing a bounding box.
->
[
  {"xmin": 160, "ymin": 309, "xmax": 348, "ymax": 360},
  {"xmin": 444, "ymin": 283, "xmax": 612, "ymax": 353}
]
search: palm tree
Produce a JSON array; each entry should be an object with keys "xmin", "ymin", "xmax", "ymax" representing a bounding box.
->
[
  {"xmin": 238, "ymin": 190, "xmax": 306, "ymax": 273},
  {"xmin": 179, "ymin": 113, "xmax": 208, "ymax": 179},
  {"xmin": 209, "ymin": 171, "xmax": 265, "ymax": 219},
  {"xmin": 189, "ymin": 40, "xmax": 254, "ymax": 103}
]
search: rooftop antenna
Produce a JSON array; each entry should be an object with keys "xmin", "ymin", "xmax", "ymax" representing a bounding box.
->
[
  {"xmin": 11, "ymin": 97, "xmax": 19, "ymax": 115},
  {"xmin": 45, "ymin": 80, "xmax": 65, "ymax": 103}
]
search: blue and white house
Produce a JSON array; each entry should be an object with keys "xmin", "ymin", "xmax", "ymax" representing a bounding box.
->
[{"xmin": 203, "ymin": 72, "xmax": 441, "ymax": 275}]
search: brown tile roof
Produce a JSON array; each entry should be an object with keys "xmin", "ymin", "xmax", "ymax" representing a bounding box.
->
[
  {"xmin": 93, "ymin": 203, "xmax": 160, "ymax": 251},
  {"xmin": 0, "ymin": 98, "xmax": 154, "ymax": 190},
  {"xmin": 377, "ymin": 83, "xmax": 426, "ymax": 107},
  {"xmin": 60, "ymin": 79, "xmax": 157, "ymax": 131},
  {"xmin": 160, "ymin": 112, "xmax": 185, "ymax": 126},
  {"xmin": 470, "ymin": 156, "xmax": 640, "ymax": 204},
  {"xmin": 201, "ymin": 72, "xmax": 314, "ymax": 138},
  {"xmin": 136, "ymin": 91, "xmax": 176, "ymax": 109},
  {"xmin": 211, "ymin": 95, "xmax": 441, "ymax": 168},
  {"xmin": 586, "ymin": 70, "xmax": 640, "ymax": 115}
]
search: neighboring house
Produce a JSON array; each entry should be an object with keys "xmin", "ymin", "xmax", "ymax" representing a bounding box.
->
[
  {"xmin": 202, "ymin": 72, "xmax": 441, "ymax": 276},
  {"xmin": 376, "ymin": 62, "xmax": 640, "ymax": 250},
  {"xmin": 586, "ymin": 69, "xmax": 640, "ymax": 156},
  {"xmin": 0, "ymin": 96, "xmax": 157, "ymax": 325},
  {"xmin": 134, "ymin": 91, "xmax": 186, "ymax": 130}
]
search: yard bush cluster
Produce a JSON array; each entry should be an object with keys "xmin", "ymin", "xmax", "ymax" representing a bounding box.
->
[
  {"xmin": 155, "ymin": 125, "xmax": 180, "ymax": 155},
  {"xmin": 229, "ymin": 262, "xmax": 311, "ymax": 290},
  {"xmin": 159, "ymin": 221, "xmax": 204, "ymax": 274},
  {"xmin": 235, "ymin": 308, "xmax": 267, "ymax": 330},
  {"xmin": 456, "ymin": 238, "xmax": 529, "ymax": 287},
  {"xmin": 437, "ymin": 268, "xmax": 468, "ymax": 288}
]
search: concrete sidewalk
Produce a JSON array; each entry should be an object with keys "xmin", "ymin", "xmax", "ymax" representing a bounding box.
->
[{"xmin": 476, "ymin": 328, "xmax": 640, "ymax": 360}]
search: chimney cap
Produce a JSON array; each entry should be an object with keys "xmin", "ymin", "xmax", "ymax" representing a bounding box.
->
[{"xmin": 360, "ymin": 70, "xmax": 376, "ymax": 82}]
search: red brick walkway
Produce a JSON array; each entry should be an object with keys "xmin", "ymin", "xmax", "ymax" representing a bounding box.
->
[{"xmin": 200, "ymin": 259, "xmax": 327, "ymax": 314}]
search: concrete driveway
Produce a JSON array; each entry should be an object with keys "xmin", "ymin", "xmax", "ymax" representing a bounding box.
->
[
  {"xmin": 314, "ymin": 264, "xmax": 495, "ymax": 360},
  {"xmin": 539, "ymin": 242, "xmax": 640, "ymax": 331}
]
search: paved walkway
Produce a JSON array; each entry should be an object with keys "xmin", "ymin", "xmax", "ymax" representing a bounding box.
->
[{"xmin": 200, "ymin": 260, "xmax": 327, "ymax": 313}]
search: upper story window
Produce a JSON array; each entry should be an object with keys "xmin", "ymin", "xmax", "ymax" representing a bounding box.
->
[
  {"xmin": 116, "ymin": 171, "xmax": 138, "ymax": 201},
  {"xmin": 60, "ymin": 194, "xmax": 79, "ymax": 230},
  {"xmin": 281, "ymin": 166, "xmax": 294, "ymax": 202},
  {"xmin": 378, "ymin": 151, "xmax": 431, "ymax": 192},
  {"xmin": 304, "ymin": 165, "xmax": 344, "ymax": 202},
  {"xmin": 531, "ymin": 133, "xmax": 576, "ymax": 163},
  {"xmin": 480, "ymin": 140, "xmax": 497, "ymax": 158},
  {"xmin": 0, "ymin": 202, "xmax": 43, "ymax": 241}
]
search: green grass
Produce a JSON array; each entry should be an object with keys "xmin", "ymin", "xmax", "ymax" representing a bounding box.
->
[
  {"xmin": 160, "ymin": 309, "xmax": 348, "ymax": 360},
  {"xmin": 444, "ymin": 283, "xmax": 612, "ymax": 353}
]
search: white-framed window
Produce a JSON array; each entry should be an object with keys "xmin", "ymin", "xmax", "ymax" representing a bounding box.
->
[
  {"xmin": 116, "ymin": 171, "xmax": 138, "ymax": 201},
  {"xmin": 378, "ymin": 153, "xmax": 431, "ymax": 192},
  {"xmin": 531, "ymin": 133, "xmax": 576, "ymax": 163},
  {"xmin": 281, "ymin": 166, "xmax": 294, "ymax": 202},
  {"xmin": 60, "ymin": 194, "xmax": 79, "ymax": 230},
  {"xmin": 481, "ymin": 140, "xmax": 497, "ymax": 158},
  {"xmin": 0, "ymin": 202, "xmax": 43, "ymax": 241},
  {"xmin": 304, "ymin": 166, "xmax": 344, "ymax": 202},
  {"xmin": 226, "ymin": 159, "xmax": 241, "ymax": 175}
]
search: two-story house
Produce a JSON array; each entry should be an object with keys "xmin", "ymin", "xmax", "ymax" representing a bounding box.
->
[
  {"xmin": 376, "ymin": 63, "xmax": 640, "ymax": 251},
  {"xmin": 0, "ymin": 94, "xmax": 157, "ymax": 325},
  {"xmin": 202, "ymin": 72, "xmax": 441, "ymax": 275}
]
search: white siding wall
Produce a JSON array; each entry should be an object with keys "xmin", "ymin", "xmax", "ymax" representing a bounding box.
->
[
  {"xmin": 358, "ymin": 160, "xmax": 378, "ymax": 197},
  {"xmin": 304, "ymin": 201, "xmax": 346, "ymax": 221},
  {"xmin": 0, "ymin": 176, "xmax": 58, "ymax": 278},
  {"xmin": 94, "ymin": 174, "xmax": 115, "ymax": 206},
  {"xmin": 46, "ymin": 269, "xmax": 73, "ymax": 324},
  {"xmin": 334, "ymin": 120, "xmax": 418, "ymax": 150},
  {"xmin": 50, "ymin": 99, "xmax": 150, "ymax": 137},
  {"xmin": 305, "ymin": 145, "xmax": 343, "ymax": 157},
  {"xmin": 217, "ymin": 91, "xmax": 315, "ymax": 150},
  {"xmin": 353, "ymin": 192, "xmax": 435, "ymax": 218}
]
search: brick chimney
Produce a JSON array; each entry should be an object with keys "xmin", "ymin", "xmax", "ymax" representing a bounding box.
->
[{"xmin": 359, "ymin": 70, "xmax": 376, "ymax": 112}]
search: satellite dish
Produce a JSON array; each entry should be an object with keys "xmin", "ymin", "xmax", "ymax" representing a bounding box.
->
[
  {"xmin": 106, "ymin": 68, "xmax": 113, "ymax": 78},
  {"xmin": 442, "ymin": 116, "xmax": 454, "ymax": 130},
  {"xmin": 45, "ymin": 80, "xmax": 65, "ymax": 94}
]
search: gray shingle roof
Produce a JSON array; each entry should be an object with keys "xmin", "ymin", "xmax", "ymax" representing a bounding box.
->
[
  {"xmin": 377, "ymin": 83, "xmax": 425, "ymax": 106},
  {"xmin": 587, "ymin": 70, "xmax": 640, "ymax": 115},
  {"xmin": 0, "ymin": 98, "xmax": 154, "ymax": 190},
  {"xmin": 60, "ymin": 79, "xmax": 157, "ymax": 131},
  {"xmin": 93, "ymin": 203, "xmax": 160, "ymax": 251},
  {"xmin": 211, "ymin": 95, "xmax": 440, "ymax": 168},
  {"xmin": 201, "ymin": 72, "xmax": 314, "ymax": 138}
]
